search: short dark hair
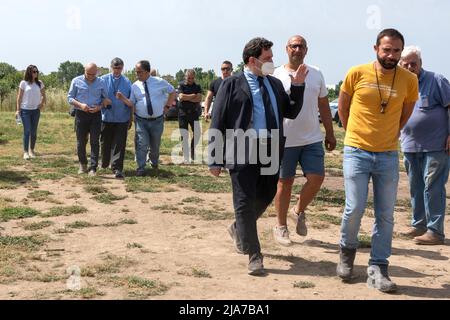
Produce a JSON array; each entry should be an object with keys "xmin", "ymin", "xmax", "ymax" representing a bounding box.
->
[
  {"xmin": 137, "ymin": 60, "xmax": 151, "ymax": 72},
  {"xmin": 242, "ymin": 38, "xmax": 273, "ymax": 64},
  {"xmin": 222, "ymin": 60, "xmax": 233, "ymax": 68},
  {"xmin": 111, "ymin": 57, "xmax": 124, "ymax": 67},
  {"xmin": 376, "ymin": 28, "xmax": 405, "ymax": 47}
]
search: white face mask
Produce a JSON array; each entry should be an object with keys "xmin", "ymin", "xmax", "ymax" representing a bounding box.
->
[{"xmin": 256, "ymin": 59, "xmax": 275, "ymax": 76}]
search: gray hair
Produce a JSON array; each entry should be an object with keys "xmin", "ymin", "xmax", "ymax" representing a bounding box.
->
[
  {"xmin": 401, "ymin": 46, "xmax": 422, "ymax": 60},
  {"xmin": 185, "ymin": 69, "xmax": 195, "ymax": 77},
  {"xmin": 111, "ymin": 57, "xmax": 124, "ymax": 67}
]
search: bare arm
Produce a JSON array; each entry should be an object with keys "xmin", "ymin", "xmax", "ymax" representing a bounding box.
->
[
  {"xmin": 16, "ymin": 88, "xmax": 24, "ymax": 115},
  {"xmin": 204, "ymin": 90, "xmax": 214, "ymax": 119},
  {"xmin": 318, "ymin": 97, "xmax": 336, "ymax": 151},
  {"xmin": 116, "ymin": 92, "xmax": 134, "ymax": 108},
  {"xmin": 179, "ymin": 93, "xmax": 202, "ymax": 103},
  {"xmin": 399, "ymin": 101, "xmax": 416, "ymax": 131},
  {"xmin": 338, "ymin": 91, "xmax": 352, "ymax": 130},
  {"xmin": 39, "ymin": 88, "xmax": 46, "ymax": 110},
  {"xmin": 165, "ymin": 91, "xmax": 176, "ymax": 108}
]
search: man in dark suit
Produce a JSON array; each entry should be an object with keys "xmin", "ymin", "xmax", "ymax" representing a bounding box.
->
[{"xmin": 208, "ymin": 37, "xmax": 308, "ymax": 275}]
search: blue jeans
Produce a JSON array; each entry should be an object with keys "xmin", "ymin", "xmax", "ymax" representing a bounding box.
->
[
  {"xmin": 340, "ymin": 146, "xmax": 399, "ymax": 266},
  {"xmin": 404, "ymin": 151, "xmax": 449, "ymax": 240},
  {"xmin": 135, "ymin": 115, "xmax": 164, "ymax": 171},
  {"xmin": 20, "ymin": 109, "xmax": 40, "ymax": 152}
]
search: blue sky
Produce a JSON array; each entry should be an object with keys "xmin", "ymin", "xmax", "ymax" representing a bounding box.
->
[{"xmin": 1, "ymin": 0, "xmax": 449, "ymax": 84}]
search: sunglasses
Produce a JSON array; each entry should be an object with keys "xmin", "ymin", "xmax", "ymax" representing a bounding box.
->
[
  {"xmin": 32, "ymin": 70, "xmax": 39, "ymax": 74},
  {"xmin": 289, "ymin": 44, "xmax": 307, "ymax": 50},
  {"xmin": 221, "ymin": 67, "xmax": 231, "ymax": 71}
]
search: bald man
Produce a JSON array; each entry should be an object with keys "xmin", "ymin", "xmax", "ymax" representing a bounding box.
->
[
  {"xmin": 68, "ymin": 63, "xmax": 111, "ymax": 176},
  {"xmin": 273, "ymin": 35, "xmax": 336, "ymax": 246}
]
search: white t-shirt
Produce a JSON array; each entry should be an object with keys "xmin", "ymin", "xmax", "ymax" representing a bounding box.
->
[
  {"xmin": 273, "ymin": 64, "xmax": 328, "ymax": 148},
  {"xmin": 19, "ymin": 80, "xmax": 44, "ymax": 110}
]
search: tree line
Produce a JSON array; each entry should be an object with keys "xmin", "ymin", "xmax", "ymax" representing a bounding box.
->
[{"xmin": 0, "ymin": 61, "xmax": 341, "ymax": 111}]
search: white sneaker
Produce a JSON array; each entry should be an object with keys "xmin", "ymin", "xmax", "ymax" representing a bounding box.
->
[
  {"xmin": 273, "ymin": 226, "xmax": 292, "ymax": 246},
  {"xmin": 292, "ymin": 207, "xmax": 308, "ymax": 236},
  {"xmin": 23, "ymin": 152, "xmax": 30, "ymax": 160},
  {"xmin": 29, "ymin": 149, "xmax": 36, "ymax": 158},
  {"xmin": 88, "ymin": 169, "xmax": 96, "ymax": 177}
]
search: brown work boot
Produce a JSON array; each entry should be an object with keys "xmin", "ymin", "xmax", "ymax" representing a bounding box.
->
[
  {"xmin": 414, "ymin": 232, "xmax": 444, "ymax": 245},
  {"xmin": 401, "ymin": 227, "xmax": 426, "ymax": 239}
]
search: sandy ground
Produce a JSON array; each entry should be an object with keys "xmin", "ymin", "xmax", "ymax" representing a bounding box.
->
[{"xmin": 0, "ymin": 172, "xmax": 449, "ymax": 300}]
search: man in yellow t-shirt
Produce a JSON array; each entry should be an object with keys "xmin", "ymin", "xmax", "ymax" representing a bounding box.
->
[{"xmin": 336, "ymin": 28, "xmax": 419, "ymax": 293}]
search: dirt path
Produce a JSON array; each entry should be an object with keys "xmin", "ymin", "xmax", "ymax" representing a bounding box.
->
[{"xmin": 1, "ymin": 174, "xmax": 449, "ymax": 300}]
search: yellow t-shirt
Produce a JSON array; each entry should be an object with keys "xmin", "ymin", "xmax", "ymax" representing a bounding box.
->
[{"xmin": 341, "ymin": 62, "xmax": 419, "ymax": 152}]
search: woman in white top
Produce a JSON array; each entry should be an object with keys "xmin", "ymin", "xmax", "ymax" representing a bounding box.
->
[{"xmin": 16, "ymin": 65, "xmax": 46, "ymax": 160}]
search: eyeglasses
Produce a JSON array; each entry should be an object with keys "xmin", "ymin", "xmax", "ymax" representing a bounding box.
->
[
  {"xmin": 221, "ymin": 67, "xmax": 231, "ymax": 71},
  {"xmin": 289, "ymin": 44, "xmax": 307, "ymax": 50}
]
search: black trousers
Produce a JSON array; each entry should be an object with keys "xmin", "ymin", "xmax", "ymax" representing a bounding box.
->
[
  {"xmin": 229, "ymin": 164, "xmax": 279, "ymax": 256},
  {"xmin": 75, "ymin": 110, "xmax": 101, "ymax": 171},
  {"xmin": 100, "ymin": 122, "xmax": 129, "ymax": 172},
  {"xmin": 178, "ymin": 113, "xmax": 201, "ymax": 161}
]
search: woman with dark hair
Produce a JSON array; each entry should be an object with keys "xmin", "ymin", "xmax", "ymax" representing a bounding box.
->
[{"xmin": 16, "ymin": 65, "xmax": 46, "ymax": 160}]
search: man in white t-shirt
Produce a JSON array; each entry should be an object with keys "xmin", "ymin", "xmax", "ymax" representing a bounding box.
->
[{"xmin": 273, "ymin": 35, "xmax": 337, "ymax": 246}]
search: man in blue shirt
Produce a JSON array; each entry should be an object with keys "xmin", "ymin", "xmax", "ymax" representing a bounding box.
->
[
  {"xmin": 100, "ymin": 58, "xmax": 134, "ymax": 179},
  {"xmin": 68, "ymin": 63, "xmax": 111, "ymax": 176},
  {"xmin": 400, "ymin": 46, "xmax": 450, "ymax": 245},
  {"xmin": 130, "ymin": 60, "xmax": 176, "ymax": 176}
]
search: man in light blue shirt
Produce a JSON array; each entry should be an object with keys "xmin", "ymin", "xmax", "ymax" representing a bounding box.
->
[
  {"xmin": 100, "ymin": 58, "xmax": 134, "ymax": 179},
  {"xmin": 400, "ymin": 46, "xmax": 450, "ymax": 245},
  {"xmin": 130, "ymin": 60, "xmax": 176, "ymax": 176},
  {"xmin": 68, "ymin": 63, "xmax": 111, "ymax": 176}
]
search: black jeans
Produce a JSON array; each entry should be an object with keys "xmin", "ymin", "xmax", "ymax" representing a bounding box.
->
[
  {"xmin": 229, "ymin": 164, "xmax": 279, "ymax": 256},
  {"xmin": 100, "ymin": 122, "xmax": 129, "ymax": 172},
  {"xmin": 75, "ymin": 110, "xmax": 101, "ymax": 171},
  {"xmin": 178, "ymin": 113, "xmax": 201, "ymax": 161}
]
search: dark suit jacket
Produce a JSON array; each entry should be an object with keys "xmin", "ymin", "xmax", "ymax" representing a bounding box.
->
[{"xmin": 208, "ymin": 72, "xmax": 305, "ymax": 170}]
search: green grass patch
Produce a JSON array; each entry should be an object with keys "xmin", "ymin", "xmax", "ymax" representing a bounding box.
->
[
  {"xmin": 0, "ymin": 207, "xmax": 41, "ymax": 222},
  {"xmin": 293, "ymin": 281, "xmax": 316, "ymax": 289},
  {"xmin": 92, "ymin": 192, "xmax": 127, "ymax": 204},
  {"xmin": 84, "ymin": 185, "xmax": 108, "ymax": 194},
  {"xmin": 358, "ymin": 234, "xmax": 372, "ymax": 248},
  {"xmin": 41, "ymin": 205, "xmax": 88, "ymax": 218},
  {"xmin": 127, "ymin": 243, "xmax": 143, "ymax": 249},
  {"xmin": 27, "ymin": 190, "xmax": 53, "ymax": 201},
  {"xmin": 312, "ymin": 213, "xmax": 342, "ymax": 226},
  {"xmin": 0, "ymin": 234, "xmax": 48, "ymax": 251},
  {"xmin": 81, "ymin": 255, "xmax": 137, "ymax": 277},
  {"xmin": 182, "ymin": 197, "xmax": 204, "ymax": 203},
  {"xmin": 65, "ymin": 221, "xmax": 96, "ymax": 229},
  {"xmin": 181, "ymin": 207, "xmax": 234, "ymax": 221},
  {"xmin": 23, "ymin": 221, "xmax": 54, "ymax": 231},
  {"xmin": 191, "ymin": 268, "xmax": 212, "ymax": 278}
]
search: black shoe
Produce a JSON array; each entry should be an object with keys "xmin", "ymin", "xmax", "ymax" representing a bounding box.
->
[
  {"xmin": 248, "ymin": 253, "xmax": 266, "ymax": 276},
  {"xmin": 136, "ymin": 170, "xmax": 145, "ymax": 177},
  {"xmin": 336, "ymin": 247, "xmax": 357, "ymax": 281},
  {"xmin": 114, "ymin": 170, "xmax": 124, "ymax": 179},
  {"xmin": 227, "ymin": 222, "xmax": 245, "ymax": 254},
  {"xmin": 151, "ymin": 164, "xmax": 159, "ymax": 169}
]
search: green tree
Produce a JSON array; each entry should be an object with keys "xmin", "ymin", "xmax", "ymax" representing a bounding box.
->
[
  {"xmin": 57, "ymin": 61, "xmax": 84, "ymax": 88},
  {"xmin": 0, "ymin": 63, "xmax": 20, "ymax": 107},
  {"xmin": 234, "ymin": 62, "xmax": 245, "ymax": 73},
  {"xmin": 0, "ymin": 62, "xmax": 17, "ymax": 79}
]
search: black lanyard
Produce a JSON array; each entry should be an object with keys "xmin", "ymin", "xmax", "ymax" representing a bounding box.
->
[{"xmin": 111, "ymin": 75, "xmax": 122, "ymax": 95}]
